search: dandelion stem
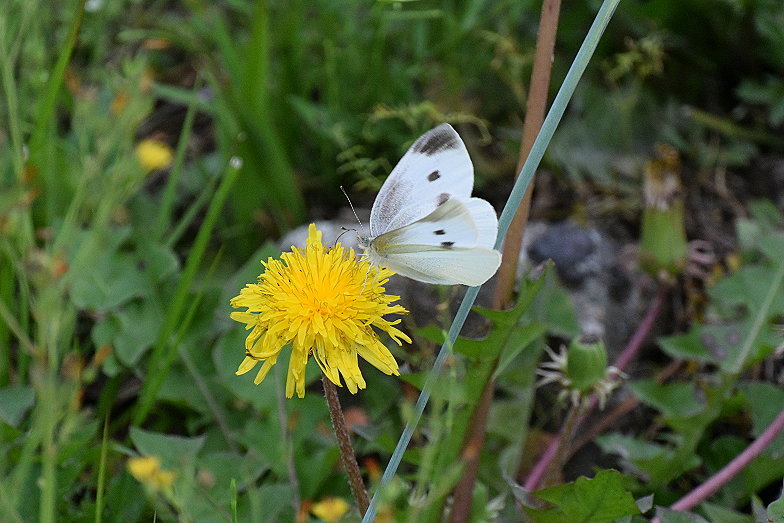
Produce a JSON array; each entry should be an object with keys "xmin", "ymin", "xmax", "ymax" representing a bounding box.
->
[
  {"xmin": 322, "ymin": 375, "xmax": 369, "ymax": 516},
  {"xmin": 541, "ymin": 399, "xmax": 586, "ymax": 489},
  {"xmin": 668, "ymin": 406, "xmax": 784, "ymax": 513}
]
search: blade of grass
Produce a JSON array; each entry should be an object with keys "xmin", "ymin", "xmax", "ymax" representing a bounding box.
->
[
  {"xmin": 449, "ymin": 1, "xmax": 562, "ymax": 518},
  {"xmin": 362, "ymin": 1, "xmax": 622, "ymax": 520},
  {"xmin": 28, "ymin": 0, "xmax": 86, "ymax": 195},
  {"xmin": 94, "ymin": 414, "xmax": 110, "ymax": 523},
  {"xmin": 164, "ymin": 163, "xmax": 222, "ymax": 248},
  {"xmin": 730, "ymin": 255, "xmax": 784, "ymax": 375},
  {"xmin": 174, "ymin": 249, "xmax": 240, "ymax": 452},
  {"xmin": 154, "ymin": 79, "xmax": 203, "ymax": 240},
  {"xmin": 133, "ymin": 155, "xmax": 242, "ymax": 425}
]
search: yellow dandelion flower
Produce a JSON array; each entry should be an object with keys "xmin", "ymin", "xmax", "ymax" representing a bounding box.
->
[
  {"xmin": 127, "ymin": 456, "xmax": 176, "ymax": 490},
  {"xmin": 310, "ymin": 497, "xmax": 351, "ymax": 522},
  {"xmin": 135, "ymin": 138, "xmax": 173, "ymax": 171},
  {"xmin": 230, "ymin": 224, "xmax": 411, "ymax": 398}
]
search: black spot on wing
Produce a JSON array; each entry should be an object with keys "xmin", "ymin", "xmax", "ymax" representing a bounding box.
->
[
  {"xmin": 434, "ymin": 229, "xmax": 446, "ymax": 235},
  {"xmin": 412, "ymin": 127, "xmax": 459, "ymax": 155},
  {"xmin": 427, "ymin": 170, "xmax": 440, "ymax": 182},
  {"xmin": 437, "ymin": 193, "xmax": 449, "ymax": 206},
  {"xmin": 441, "ymin": 241, "xmax": 455, "ymax": 248}
]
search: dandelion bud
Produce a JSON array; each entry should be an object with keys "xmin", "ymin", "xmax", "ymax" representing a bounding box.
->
[{"xmin": 566, "ymin": 335, "xmax": 608, "ymax": 394}]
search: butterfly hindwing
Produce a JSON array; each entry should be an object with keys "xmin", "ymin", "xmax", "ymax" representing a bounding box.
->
[
  {"xmin": 371, "ymin": 247, "xmax": 501, "ymax": 287},
  {"xmin": 369, "ymin": 198, "xmax": 501, "ymax": 286},
  {"xmin": 369, "ymin": 124, "xmax": 473, "ymax": 237}
]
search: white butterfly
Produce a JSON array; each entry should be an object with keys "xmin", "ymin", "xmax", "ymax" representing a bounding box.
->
[{"xmin": 358, "ymin": 124, "xmax": 502, "ymax": 286}]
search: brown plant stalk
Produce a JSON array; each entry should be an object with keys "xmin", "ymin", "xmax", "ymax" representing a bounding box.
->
[
  {"xmin": 447, "ymin": 1, "xmax": 562, "ymax": 521},
  {"xmin": 322, "ymin": 375, "xmax": 370, "ymax": 516}
]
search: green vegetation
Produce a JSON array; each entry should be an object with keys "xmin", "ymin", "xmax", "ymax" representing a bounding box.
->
[{"xmin": 1, "ymin": 0, "xmax": 783, "ymax": 521}]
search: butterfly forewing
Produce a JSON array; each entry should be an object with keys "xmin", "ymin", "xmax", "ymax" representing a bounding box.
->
[
  {"xmin": 369, "ymin": 198, "xmax": 501, "ymax": 286},
  {"xmin": 369, "ymin": 124, "xmax": 473, "ymax": 237}
]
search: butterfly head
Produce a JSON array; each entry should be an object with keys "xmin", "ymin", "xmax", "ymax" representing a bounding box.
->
[{"xmin": 357, "ymin": 234, "xmax": 372, "ymax": 251}]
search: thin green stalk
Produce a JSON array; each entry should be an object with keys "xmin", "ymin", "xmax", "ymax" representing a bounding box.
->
[
  {"xmin": 0, "ymin": 294, "xmax": 35, "ymax": 356},
  {"xmin": 730, "ymin": 256, "xmax": 784, "ymax": 375},
  {"xmin": 28, "ymin": 0, "xmax": 86, "ymax": 160},
  {"xmin": 154, "ymin": 80, "xmax": 202, "ymax": 240},
  {"xmin": 362, "ymin": 1, "xmax": 622, "ymax": 521},
  {"xmin": 174, "ymin": 251, "xmax": 239, "ymax": 452},
  {"xmin": 94, "ymin": 415, "xmax": 110, "ymax": 523},
  {"xmin": 133, "ymin": 156, "xmax": 242, "ymax": 425},
  {"xmin": 0, "ymin": 250, "xmax": 14, "ymax": 384},
  {"xmin": 274, "ymin": 366, "xmax": 300, "ymax": 515},
  {"xmin": 39, "ymin": 378, "xmax": 58, "ymax": 523},
  {"xmin": 165, "ymin": 163, "xmax": 221, "ymax": 248},
  {"xmin": 0, "ymin": 25, "xmax": 24, "ymax": 178}
]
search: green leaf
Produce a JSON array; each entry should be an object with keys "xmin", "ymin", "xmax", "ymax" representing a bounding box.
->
[
  {"xmin": 741, "ymin": 383, "xmax": 784, "ymax": 455},
  {"xmin": 528, "ymin": 470, "xmax": 640, "ymax": 522},
  {"xmin": 657, "ymin": 330, "xmax": 714, "ymax": 363},
  {"xmin": 709, "ymin": 265, "xmax": 784, "ymax": 317},
  {"xmin": 71, "ymin": 252, "xmax": 149, "ymax": 310},
  {"xmin": 654, "ymin": 507, "xmax": 709, "ymax": 522},
  {"xmin": 129, "ymin": 427, "xmax": 205, "ymax": 468},
  {"xmin": 194, "ymin": 452, "xmax": 269, "ymax": 505},
  {"xmin": 0, "ymin": 385, "xmax": 35, "ymax": 427},
  {"xmin": 113, "ymin": 299, "xmax": 163, "ymax": 366},
  {"xmin": 493, "ymin": 322, "xmax": 548, "ymax": 379},
  {"xmin": 596, "ymin": 433, "xmax": 701, "ymax": 486},
  {"xmin": 768, "ymin": 481, "xmax": 784, "ymax": 523},
  {"xmin": 701, "ymin": 503, "xmax": 752, "ymax": 523},
  {"xmin": 138, "ymin": 241, "xmax": 179, "ymax": 282},
  {"xmin": 629, "ymin": 381, "xmax": 704, "ymax": 418}
]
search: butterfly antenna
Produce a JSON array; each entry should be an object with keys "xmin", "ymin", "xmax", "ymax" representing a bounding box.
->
[
  {"xmin": 336, "ymin": 227, "xmax": 354, "ymax": 245},
  {"xmin": 340, "ymin": 185, "xmax": 368, "ymax": 236}
]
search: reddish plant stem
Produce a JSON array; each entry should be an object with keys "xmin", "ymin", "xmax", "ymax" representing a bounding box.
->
[
  {"xmin": 322, "ymin": 376, "xmax": 369, "ymax": 516},
  {"xmin": 521, "ymin": 283, "xmax": 670, "ymax": 491},
  {"xmin": 448, "ymin": 2, "xmax": 562, "ymax": 521},
  {"xmin": 540, "ymin": 399, "xmax": 587, "ymax": 488},
  {"xmin": 493, "ymin": 0, "xmax": 562, "ymax": 311},
  {"xmin": 669, "ymin": 407, "xmax": 784, "ymax": 512}
]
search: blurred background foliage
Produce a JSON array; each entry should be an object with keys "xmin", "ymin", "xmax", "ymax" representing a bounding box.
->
[{"xmin": 1, "ymin": 0, "xmax": 783, "ymax": 520}]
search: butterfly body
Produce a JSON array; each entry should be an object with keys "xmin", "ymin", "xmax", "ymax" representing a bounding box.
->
[{"xmin": 359, "ymin": 124, "xmax": 502, "ymax": 287}]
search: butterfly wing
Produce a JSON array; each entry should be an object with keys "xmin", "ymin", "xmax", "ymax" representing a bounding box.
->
[
  {"xmin": 369, "ymin": 198, "xmax": 502, "ymax": 286},
  {"xmin": 369, "ymin": 124, "xmax": 474, "ymax": 237}
]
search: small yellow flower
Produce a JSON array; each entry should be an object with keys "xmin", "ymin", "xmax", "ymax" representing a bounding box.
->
[
  {"xmin": 135, "ymin": 138, "xmax": 173, "ymax": 171},
  {"xmin": 231, "ymin": 224, "xmax": 411, "ymax": 398},
  {"xmin": 310, "ymin": 497, "xmax": 351, "ymax": 522},
  {"xmin": 127, "ymin": 456, "xmax": 176, "ymax": 490}
]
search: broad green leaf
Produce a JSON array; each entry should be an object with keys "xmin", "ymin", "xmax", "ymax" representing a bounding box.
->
[
  {"xmin": 654, "ymin": 507, "xmax": 709, "ymax": 522},
  {"xmin": 701, "ymin": 503, "xmax": 752, "ymax": 523},
  {"xmin": 741, "ymin": 382, "xmax": 784, "ymax": 454},
  {"xmin": 528, "ymin": 469, "xmax": 640, "ymax": 522},
  {"xmin": 191, "ymin": 452, "xmax": 269, "ymax": 511},
  {"xmin": 657, "ymin": 330, "xmax": 713, "ymax": 363},
  {"xmin": 113, "ymin": 299, "xmax": 163, "ymax": 366},
  {"xmin": 129, "ymin": 427, "xmax": 205, "ymax": 468},
  {"xmin": 596, "ymin": 433, "xmax": 701, "ymax": 486},
  {"xmin": 709, "ymin": 265, "xmax": 784, "ymax": 317},
  {"xmin": 747, "ymin": 199, "xmax": 784, "ymax": 230},
  {"xmin": 138, "ymin": 241, "xmax": 179, "ymax": 282},
  {"xmin": 71, "ymin": 252, "xmax": 149, "ymax": 310},
  {"xmin": 629, "ymin": 381, "xmax": 703, "ymax": 418},
  {"xmin": 768, "ymin": 481, "xmax": 784, "ymax": 523},
  {"xmin": 0, "ymin": 385, "xmax": 35, "ymax": 427}
]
